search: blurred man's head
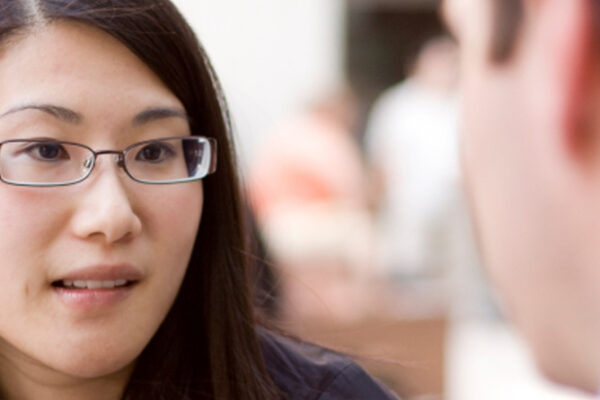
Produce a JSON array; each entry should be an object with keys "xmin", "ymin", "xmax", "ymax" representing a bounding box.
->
[
  {"xmin": 444, "ymin": 0, "xmax": 600, "ymax": 393},
  {"xmin": 411, "ymin": 36, "xmax": 459, "ymax": 93}
]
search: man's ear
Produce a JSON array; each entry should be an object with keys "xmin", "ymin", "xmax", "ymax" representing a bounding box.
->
[{"xmin": 531, "ymin": 0, "xmax": 595, "ymax": 155}]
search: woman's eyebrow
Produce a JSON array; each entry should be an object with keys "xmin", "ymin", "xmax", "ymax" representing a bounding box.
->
[
  {"xmin": 132, "ymin": 107, "xmax": 189, "ymax": 126},
  {"xmin": 0, "ymin": 104, "xmax": 189, "ymax": 126},
  {"xmin": 1, "ymin": 104, "xmax": 82, "ymax": 124}
]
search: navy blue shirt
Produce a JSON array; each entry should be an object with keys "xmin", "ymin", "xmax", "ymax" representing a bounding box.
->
[{"xmin": 260, "ymin": 329, "xmax": 401, "ymax": 400}]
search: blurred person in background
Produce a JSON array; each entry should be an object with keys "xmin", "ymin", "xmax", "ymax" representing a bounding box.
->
[
  {"xmin": 248, "ymin": 88, "xmax": 376, "ymax": 321},
  {"xmin": 364, "ymin": 36, "xmax": 463, "ymax": 280},
  {"xmin": 443, "ymin": 0, "xmax": 600, "ymax": 394}
]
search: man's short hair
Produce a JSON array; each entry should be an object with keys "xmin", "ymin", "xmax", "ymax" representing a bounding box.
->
[{"xmin": 490, "ymin": 0, "xmax": 600, "ymax": 62}]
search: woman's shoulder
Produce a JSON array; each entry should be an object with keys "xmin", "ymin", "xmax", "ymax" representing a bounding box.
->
[{"xmin": 258, "ymin": 327, "xmax": 400, "ymax": 400}]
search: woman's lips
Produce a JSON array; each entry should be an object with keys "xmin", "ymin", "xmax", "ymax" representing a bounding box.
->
[
  {"xmin": 53, "ymin": 284, "xmax": 135, "ymax": 311},
  {"xmin": 55, "ymin": 264, "xmax": 143, "ymax": 282},
  {"xmin": 51, "ymin": 264, "xmax": 142, "ymax": 311}
]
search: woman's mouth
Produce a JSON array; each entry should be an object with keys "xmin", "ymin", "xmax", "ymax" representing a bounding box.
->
[
  {"xmin": 51, "ymin": 265, "xmax": 142, "ymax": 311},
  {"xmin": 52, "ymin": 281, "xmax": 137, "ymax": 312},
  {"xmin": 52, "ymin": 279, "xmax": 132, "ymax": 289}
]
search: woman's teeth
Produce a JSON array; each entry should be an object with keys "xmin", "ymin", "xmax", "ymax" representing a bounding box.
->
[{"xmin": 61, "ymin": 279, "xmax": 128, "ymax": 289}]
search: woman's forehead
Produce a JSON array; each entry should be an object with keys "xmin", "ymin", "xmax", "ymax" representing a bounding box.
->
[
  {"xmin": 0, "ymin": 21, "xmax": 183, "ymax": 124},
  {"xmin": 2, "ymin": 22, "xmax": 162, "ymax": 87}
]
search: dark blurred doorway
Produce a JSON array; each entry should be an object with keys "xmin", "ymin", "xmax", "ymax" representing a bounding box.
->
[{"xmin": 345, "ymin": 0, "xmax": 447, "ymax": 138}]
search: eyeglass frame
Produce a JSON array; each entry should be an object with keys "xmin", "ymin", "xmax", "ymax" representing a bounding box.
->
[{"xmin": 0, "ymin": 135, "xmax": 218, "ymax": 187}]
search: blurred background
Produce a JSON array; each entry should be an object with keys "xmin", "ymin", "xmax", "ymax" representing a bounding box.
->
[{"xmin": 172, "ymin": 1, "xmax": 593, "ymax": 399}]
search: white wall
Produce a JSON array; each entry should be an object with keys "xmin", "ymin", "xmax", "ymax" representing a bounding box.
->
[{"xmin": 171, "ymin": 0, "xmax": 346, "ymax": 168}]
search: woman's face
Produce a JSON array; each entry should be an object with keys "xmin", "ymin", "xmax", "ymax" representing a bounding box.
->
[{"xmin": 0, "ymin": 21, "xmax": 203, "ymax": 381}]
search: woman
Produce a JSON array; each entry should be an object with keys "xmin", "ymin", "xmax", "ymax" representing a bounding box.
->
[{"xmin": 0, "ymin": 1, "xmax": 399, "ymax": 399}]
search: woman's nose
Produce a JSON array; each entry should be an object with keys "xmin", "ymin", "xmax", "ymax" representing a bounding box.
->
[{"xmin": 69, "ymin": 162, "xmax": 142, "ymax": 245}]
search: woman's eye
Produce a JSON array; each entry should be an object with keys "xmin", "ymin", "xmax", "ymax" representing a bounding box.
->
[
  {"xmin": 135, "ymin": 143, "xmax": 175, "ymax": 163},
  {"xmin": 24, "ymin": 143, "xmax": 70, "ymax": 162}
]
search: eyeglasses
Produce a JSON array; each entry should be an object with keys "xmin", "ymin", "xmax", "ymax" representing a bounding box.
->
[{"xmin": 0, "ymin": 136, "xmax": 217, "ymax": 186}]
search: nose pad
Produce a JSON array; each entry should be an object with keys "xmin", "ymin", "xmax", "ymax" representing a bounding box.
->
[
  {"xmin": 81, "ymin": 157, "xmax": 94, "ymax": 177},
  {"xmin": 113, "ymin": 153, "xmax": 125, "ymax": 168},
  {"xmin": 83, "ymin": 157, "xmax": 93, "ymax": 169}
]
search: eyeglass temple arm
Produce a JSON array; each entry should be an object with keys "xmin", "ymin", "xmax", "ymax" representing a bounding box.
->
[{"xmin": 208, "ymin": 138, "xmax": 217, "ymax": 175}]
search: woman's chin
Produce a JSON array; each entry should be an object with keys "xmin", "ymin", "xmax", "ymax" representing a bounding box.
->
[{"xmin": 36, "ymin": 348, "xmax": 138, "ymax": 381}]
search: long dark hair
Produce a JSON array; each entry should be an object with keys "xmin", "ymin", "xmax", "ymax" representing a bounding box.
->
[{"xmin": 0, "ymin": 1, "xmax": 280, "ymax": 399}]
